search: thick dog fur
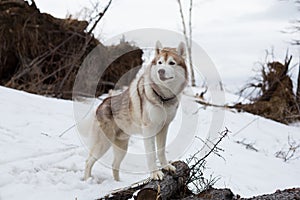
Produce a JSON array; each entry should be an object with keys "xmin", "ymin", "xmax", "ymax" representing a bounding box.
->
[{"xmin": 83, "ymin": 41, "xmax": 188, "ymax": 181}]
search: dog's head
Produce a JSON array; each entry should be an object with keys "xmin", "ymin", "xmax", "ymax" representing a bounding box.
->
[{"xmin": 150, "ymin": 41, "xmax": 188, "ymax": 97}]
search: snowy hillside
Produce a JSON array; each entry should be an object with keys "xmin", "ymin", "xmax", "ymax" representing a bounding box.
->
[{"xmin": 0, "ymin": 86, "xmax": 299, "ymax": 200}]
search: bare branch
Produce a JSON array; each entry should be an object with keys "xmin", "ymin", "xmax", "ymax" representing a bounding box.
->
[
  {"xmin": 235, "ymin": 139, "xmax": 259, "ymax": 152},
  {"xmin": 188, "ymin": 0, "xmax": 192, "ymax": 49},
  {"xmin": 275, "ymin": 136, "xmax": 300, "ymax": 162},
  {"xmin": 186, "ymin": 128, "xmax": 229, "ymax": 192},
  {"xmin": 188, "ymin": 0, "xmax": 196, "ymax": 86},
  {"xmin": 87, "ymin": 0, "xmax": 112, "ymax": 35},
  {"xmin": 177, "ymin": 0, "xmax": 188, "ymax": 46}
]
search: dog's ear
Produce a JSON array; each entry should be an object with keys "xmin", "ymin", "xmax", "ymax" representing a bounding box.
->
[
  {"xmin": 155, "ymin": 41, "xmax": 162, "ymax": 55},
  {"xmin": 177, "ymin": 42, "xmax": 186, "ymax": 59}
]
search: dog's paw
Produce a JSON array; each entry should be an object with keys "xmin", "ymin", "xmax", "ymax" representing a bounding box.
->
[
  {"xmin": 82, "ymin": 176, "xmax": 93, "ymax": 182},
  {"xmin": 83, "ymin": 175, "xmax": 91, "ymax": 181},
  {"xmin": 150, "ymin": 170, "xmax": 164, "ymax": 180},
  {"xmin": 163, "ymin": 164, "xmax": 176, "ymax": 172}
]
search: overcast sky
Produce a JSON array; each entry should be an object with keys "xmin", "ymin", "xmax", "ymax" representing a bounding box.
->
[{"xmin": 36, "ymin": 0, "xmax": 299, "ymax": 91}]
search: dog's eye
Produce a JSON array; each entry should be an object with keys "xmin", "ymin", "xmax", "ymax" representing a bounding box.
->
[
  {"xmin": 158, "ymin": 61, "xmax": 162, "ymax": 65},
  {"xmin": 169, "ymin": 61, "xmax": 176, "ymax": 65}
]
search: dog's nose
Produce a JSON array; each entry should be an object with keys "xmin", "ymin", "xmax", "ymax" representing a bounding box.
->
[{"xmin": 158, "ymin": 69, "xmax": 165, "ymax": 75}]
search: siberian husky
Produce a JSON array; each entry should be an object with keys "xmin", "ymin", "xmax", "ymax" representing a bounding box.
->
[{"xmin": 83, "ymin": 41, "xmax": 188, "ymax": 181}]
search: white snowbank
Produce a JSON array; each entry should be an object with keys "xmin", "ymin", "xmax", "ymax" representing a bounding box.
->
[{"xmin": 0, "ymin": 86, "xmax": 299, "ymax": 199}]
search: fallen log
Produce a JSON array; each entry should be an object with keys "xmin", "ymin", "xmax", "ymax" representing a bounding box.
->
[
  {"xmin": 98, "ymin": 160, "xmax": 300, "ymax": 200},
  {"xmin": 98, "ymin": 161, "xmax": 191, "ymax": 200},
  {"xmin": 136, "ymin": 161, "xmax": 190, "ymax": 200},
  {"xmin": 180, "ymin": 188, "xmax": 300, "ymax": 200},
  {"xmin": 181, "ymin": 188, "xmax": 234, "ymax": 200},
  {"xmin": 239, "ymin": 188, "xmax": 300, "ymax": 200}
]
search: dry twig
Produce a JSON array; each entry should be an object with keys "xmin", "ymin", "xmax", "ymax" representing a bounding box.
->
[{"xmin": 186, "ymin": 128, "xmax": 229, "ymax": 193}]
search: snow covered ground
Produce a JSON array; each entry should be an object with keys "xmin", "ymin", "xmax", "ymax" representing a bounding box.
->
[{"xmin": 0, "ymin": 85, "xmax": 299, "ymax": 200}]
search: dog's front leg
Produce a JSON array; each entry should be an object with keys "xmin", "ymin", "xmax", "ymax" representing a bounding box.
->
[
  {"xmin": 143, "ymin": 136, "xmax": 164, "ymax": 180},
  {"xmin": 156, "ymin": 126, "xmax": 176, "ymax": 172}
]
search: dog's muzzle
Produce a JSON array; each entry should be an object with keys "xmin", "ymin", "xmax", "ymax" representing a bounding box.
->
[{"xmin": 158, "ymin": 69, "xmax": 173, "ymax": 81}]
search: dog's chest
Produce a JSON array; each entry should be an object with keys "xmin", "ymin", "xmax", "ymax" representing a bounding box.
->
[
  {"xmin": 116, "ymin": 100, "xmax": 178, "ymax": 135},
  {"xmin": 143, "ymin": 101, "xmax": 177, "ymax": 126}
]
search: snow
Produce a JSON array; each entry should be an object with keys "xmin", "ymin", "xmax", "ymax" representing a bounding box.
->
[{"xmin": 0, "ymin": 85, "xmax": 299, "ymax": 200}]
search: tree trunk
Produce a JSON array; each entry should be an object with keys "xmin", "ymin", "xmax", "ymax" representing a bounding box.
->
[
  {"xmin": 177, "ymin": 0, "xmax": 196, "ymax": 87},
  {"xmin": 296, "ymin": 63, "xmax": 300, "ymax": 107}
]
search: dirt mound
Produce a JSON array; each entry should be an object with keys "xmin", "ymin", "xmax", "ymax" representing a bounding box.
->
[
  {"xmin": 236, "ymin": 57, "xmax": 300, "ymax": 124},
  {"xmin": 0, "ymin": 0, "xmax": 142, "ymax": 99}
]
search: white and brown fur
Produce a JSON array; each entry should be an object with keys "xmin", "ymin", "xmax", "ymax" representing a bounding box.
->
[{"xmin": 83, "ymin": 41, "xmax": 188, "ymax": 181}]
